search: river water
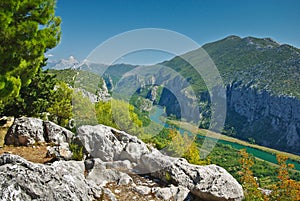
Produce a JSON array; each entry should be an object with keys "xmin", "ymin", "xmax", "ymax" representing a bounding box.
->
[{"xmin": 149, "ymin": 106, "xmax": 300, "ymax": 171}]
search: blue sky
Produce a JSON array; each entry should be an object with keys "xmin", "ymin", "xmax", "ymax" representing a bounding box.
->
[{"xmin": 48, "ymin": 0, "xmax": 300, "ymax": 64}]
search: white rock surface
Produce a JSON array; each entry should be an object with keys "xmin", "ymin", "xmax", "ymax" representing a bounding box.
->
[
  {"xmin": 0, "ymin": 154, "xmax": 101, "ymax": 201},
  {"xmin": 5, "ymin": 117, "xmax": 74, "ymax": 146},
  {"xmin": 77, "ymin": 124, "xmax": 244, "ymax": 201}
]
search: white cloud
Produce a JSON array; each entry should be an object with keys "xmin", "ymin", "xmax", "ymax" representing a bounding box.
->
[{"xmin": 46, "ymin": 53, "xmax": 54, "ymax": 57}]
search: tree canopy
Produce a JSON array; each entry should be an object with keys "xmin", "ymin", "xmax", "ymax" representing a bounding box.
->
[
  {"xmin": 0, "ymin": 0, "xmax": 61, "ymax": 102},
  {"xmin": 95, "ymin": 99, "xmax": 144, "ymax": 137}
]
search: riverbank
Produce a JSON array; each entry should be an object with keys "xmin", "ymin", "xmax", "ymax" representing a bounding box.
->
[{"xmin": 168, "ymin": 119, "xmax": 300, "ymax": 163}]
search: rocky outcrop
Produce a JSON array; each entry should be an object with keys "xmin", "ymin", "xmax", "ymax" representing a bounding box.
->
[
  {"xmin": 97, "ymin": 77, "xmax": 111, "ymax": 101},
  {"xmin": 151, "ymin": 185, "xmax": 190, "ymax": 201},
  {"xmin": 152, "ymin": 159, "xmax": 243, "ymax": 201},
  {"xmin": 5, "ymin": 117, "xmax": 74, "ymax": 146},
  {"xmin": 0, "ymin": 153, "xmax": 101, "ymax": 201},
  {"xmin": 0, "ymin": 153, "xmax": 188, "ymax": 201},
  {"xmin": 2, "ymin": 120, "xmax": 244, "ymax": 200},
  {"xmin": 5, "ymin": 117, "xmax": 44, "ymax": 146},
  {"xmin": 46, "ymin": 142, "xmax": 73, "ymax": 160},
  {"xmin": 75, "ymin": 88, "xmax": 98, "ymax": 103},
  {"xmin": 5, "ymin": 117, "xmax": 74, "ymax": 160},
  {"xmin": 74, "ymin": 78, "xmax": 110, "ymax": 103},
  {"xmin": 77, "ymin": 124, "xmax": 244, "ymax": 201},
  {"xmin": 43, "ymin": 121, "xmax": 74, "ymax": 144},
  {"xmin": 85, "ymin": 158, "xmax": 134, "ymax": 187}
]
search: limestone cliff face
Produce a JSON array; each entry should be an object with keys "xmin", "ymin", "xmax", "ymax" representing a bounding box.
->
[
  {"xmin": 158, "ymin": 81, "xmax": 300, "ymax": 154},
  {"xmin": 226, "ymin": 82, "xmax": 300, "ymax": 154},
  {"xmin": 75, "ymin": 77, "xmax": 110, "ymax": 103}
]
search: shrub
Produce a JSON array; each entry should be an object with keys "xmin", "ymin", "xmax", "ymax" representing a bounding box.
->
[{"xmin": 69, "ymin": 142, "xmax": 84, "ymax": 161}]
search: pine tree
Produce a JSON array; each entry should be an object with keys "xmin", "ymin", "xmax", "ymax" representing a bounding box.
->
[
  {"xmin": 1, "ymin": 69, "xmax": 57, "ymax": 117},
  {"xmin": 0, "ymin": 0, "xmax": 61, "ymax": 102}
]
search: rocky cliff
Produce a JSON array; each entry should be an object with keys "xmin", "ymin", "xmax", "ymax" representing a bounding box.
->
[
  {"xmin": 0, "ymin": 117, "xmax": 244, "ymax": 201},
  {"xmin": 144, "ymin": 77, "xmax": 300, "ymax": 154},
  {"xmin": 226, "ymin": 82, "xmax": 300, "ymax": 154}
]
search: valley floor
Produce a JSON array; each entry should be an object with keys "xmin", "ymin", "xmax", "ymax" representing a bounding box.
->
[{"xmin": 168, "ymin": 119, "xmax": 300, "ymax": 163}]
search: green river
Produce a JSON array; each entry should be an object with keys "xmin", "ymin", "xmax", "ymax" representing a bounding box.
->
[{"xmin": 150, "ymin": 106, "xmax": 300, "ymax": 171}]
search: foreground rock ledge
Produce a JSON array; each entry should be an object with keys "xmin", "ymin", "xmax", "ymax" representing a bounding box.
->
[
  {"xmin": 0, "ymin": 153, "xmax": 101, "ymax": 201},
  {"xmin": 77, "ymin": 124, "xmax": 244, "ymax": 201},
  {"xmin": 2, "ymin": 118, "xmax": 244, "ymax": 201}
]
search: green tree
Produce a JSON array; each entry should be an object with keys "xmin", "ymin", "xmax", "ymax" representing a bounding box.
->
[
  {"xmin": 1, "ymin": 69, "xmax": 57, "ymax": 117},
  {"xmin": 1, "ymin": 70, "xmax": 73, "ymax": 129},
  {"xmin": 163, "ymin": 129, "xmax": 209, "ymax": 165},
  {"xmin": 182, "ymin": 138, "xmax": 209, "ymax": 165},
  {"xmin": 95, "ymin": 99, "xmax": 144, "ymax": 136},
  {"xmin": 72, "ymin": 90, "xmax": 97, "ymax": 127},
  {"xmin": 0, "ymin": 0, "xmax": 61, "ymax": 102},
  {"xmin": 47, "ymin": 82, "xmax": 73, "ymax": 127}
]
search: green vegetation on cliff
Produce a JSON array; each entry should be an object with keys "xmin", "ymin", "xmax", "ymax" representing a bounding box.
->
[
  {"xmin": 48, "ymin": 69, "xmax": 102, "ymax": 94},
  {"xmin": 163, "ymin": 35, "xmax": 300, "ymax": 98}
]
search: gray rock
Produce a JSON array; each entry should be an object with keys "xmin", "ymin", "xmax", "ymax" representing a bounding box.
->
[
  {"xmin": 151, "ymin": 185, "xmax": 190, "ymax": 201},
  {"xmin": 5, "ymin": 117, "xmax": 75, "ymax": 146},
  {"xmin": 133, "ymin": 184, "xmax": 189, "ymax": 201},
  {"xmin": 5, "ymin": 117, "xmax": 44, "ymax": 146},
  {"xmin": 46, "ymin": 142, "xmax": 73, "ymax": 160},
  {"xmin": 44, "ymin": 121, "xmax": 74, "ymax": 144},
  {"xmin": 77, "ymin": 125, "xmax": 150, "ymax": 163},
  {"xmin": 172, "ymin": 185, "xmax": 191, "ymax": 201},
  {"xmin": 77, "ymin": 124, "xmax": 244, "ymax": 201},
  {"xmin": 85, "ymin": 158, "xmax": 133, "ymax": 187},
  {"xmin": 120, "ymin": 141, "xmax": 150, "ymax": 163},
  {"xmin": 133, "ymin": 185, "xmax": 152, "ymax": 195},
  {"xmin": 0, "ymin": 153, "xmax": 100, "ymax": 201},
  {"xmin": 152, "ymin": 186, "xmax": 173, "ymax": 200},
  {"xmin": 152, "ymin": 158, "xmax": 244, "ymax": 201},
  {"xmin": 102, "ymin": 188, "xmax": 117, "ymax": 201},
  {"xmin": 77, "ymin": 125, "xmax": 123, "ymax": 161},
  {"xmin": 140, "ymin": 149, "xmax": 175, "ymax": 173},
  {"xmin": 105, "ymin": 159, "xmax": 133, "ymax": 171}
]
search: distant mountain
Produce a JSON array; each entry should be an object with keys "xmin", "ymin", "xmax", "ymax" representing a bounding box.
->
[
  {"xmin": 76, "ymin": 60, "xmax": 108, "ymax": 75},
  {"xmin": 113, "ymin": 35, "xmax": 300, "ymax": 154},
  {"xmin": 46, "ymin": 60, "xmax": 138, "ymax": 99},
  {"xmin": 203, "ymin": 36, "xmax": 300, "ymax": 97},
  {"xmin": 76, "ymin": 62, "xmax": 138, "ymax": 90},
  {"xmin": 44, "ymin": 56, "xmax": 80, "ymax": 70},
  {"xmin": 162, "ymin": 36, "xmax": 300, "ymax": 154},
  {"xmin": 162, "ymin": 35, "xmax": 300, "ymax": 98}
]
